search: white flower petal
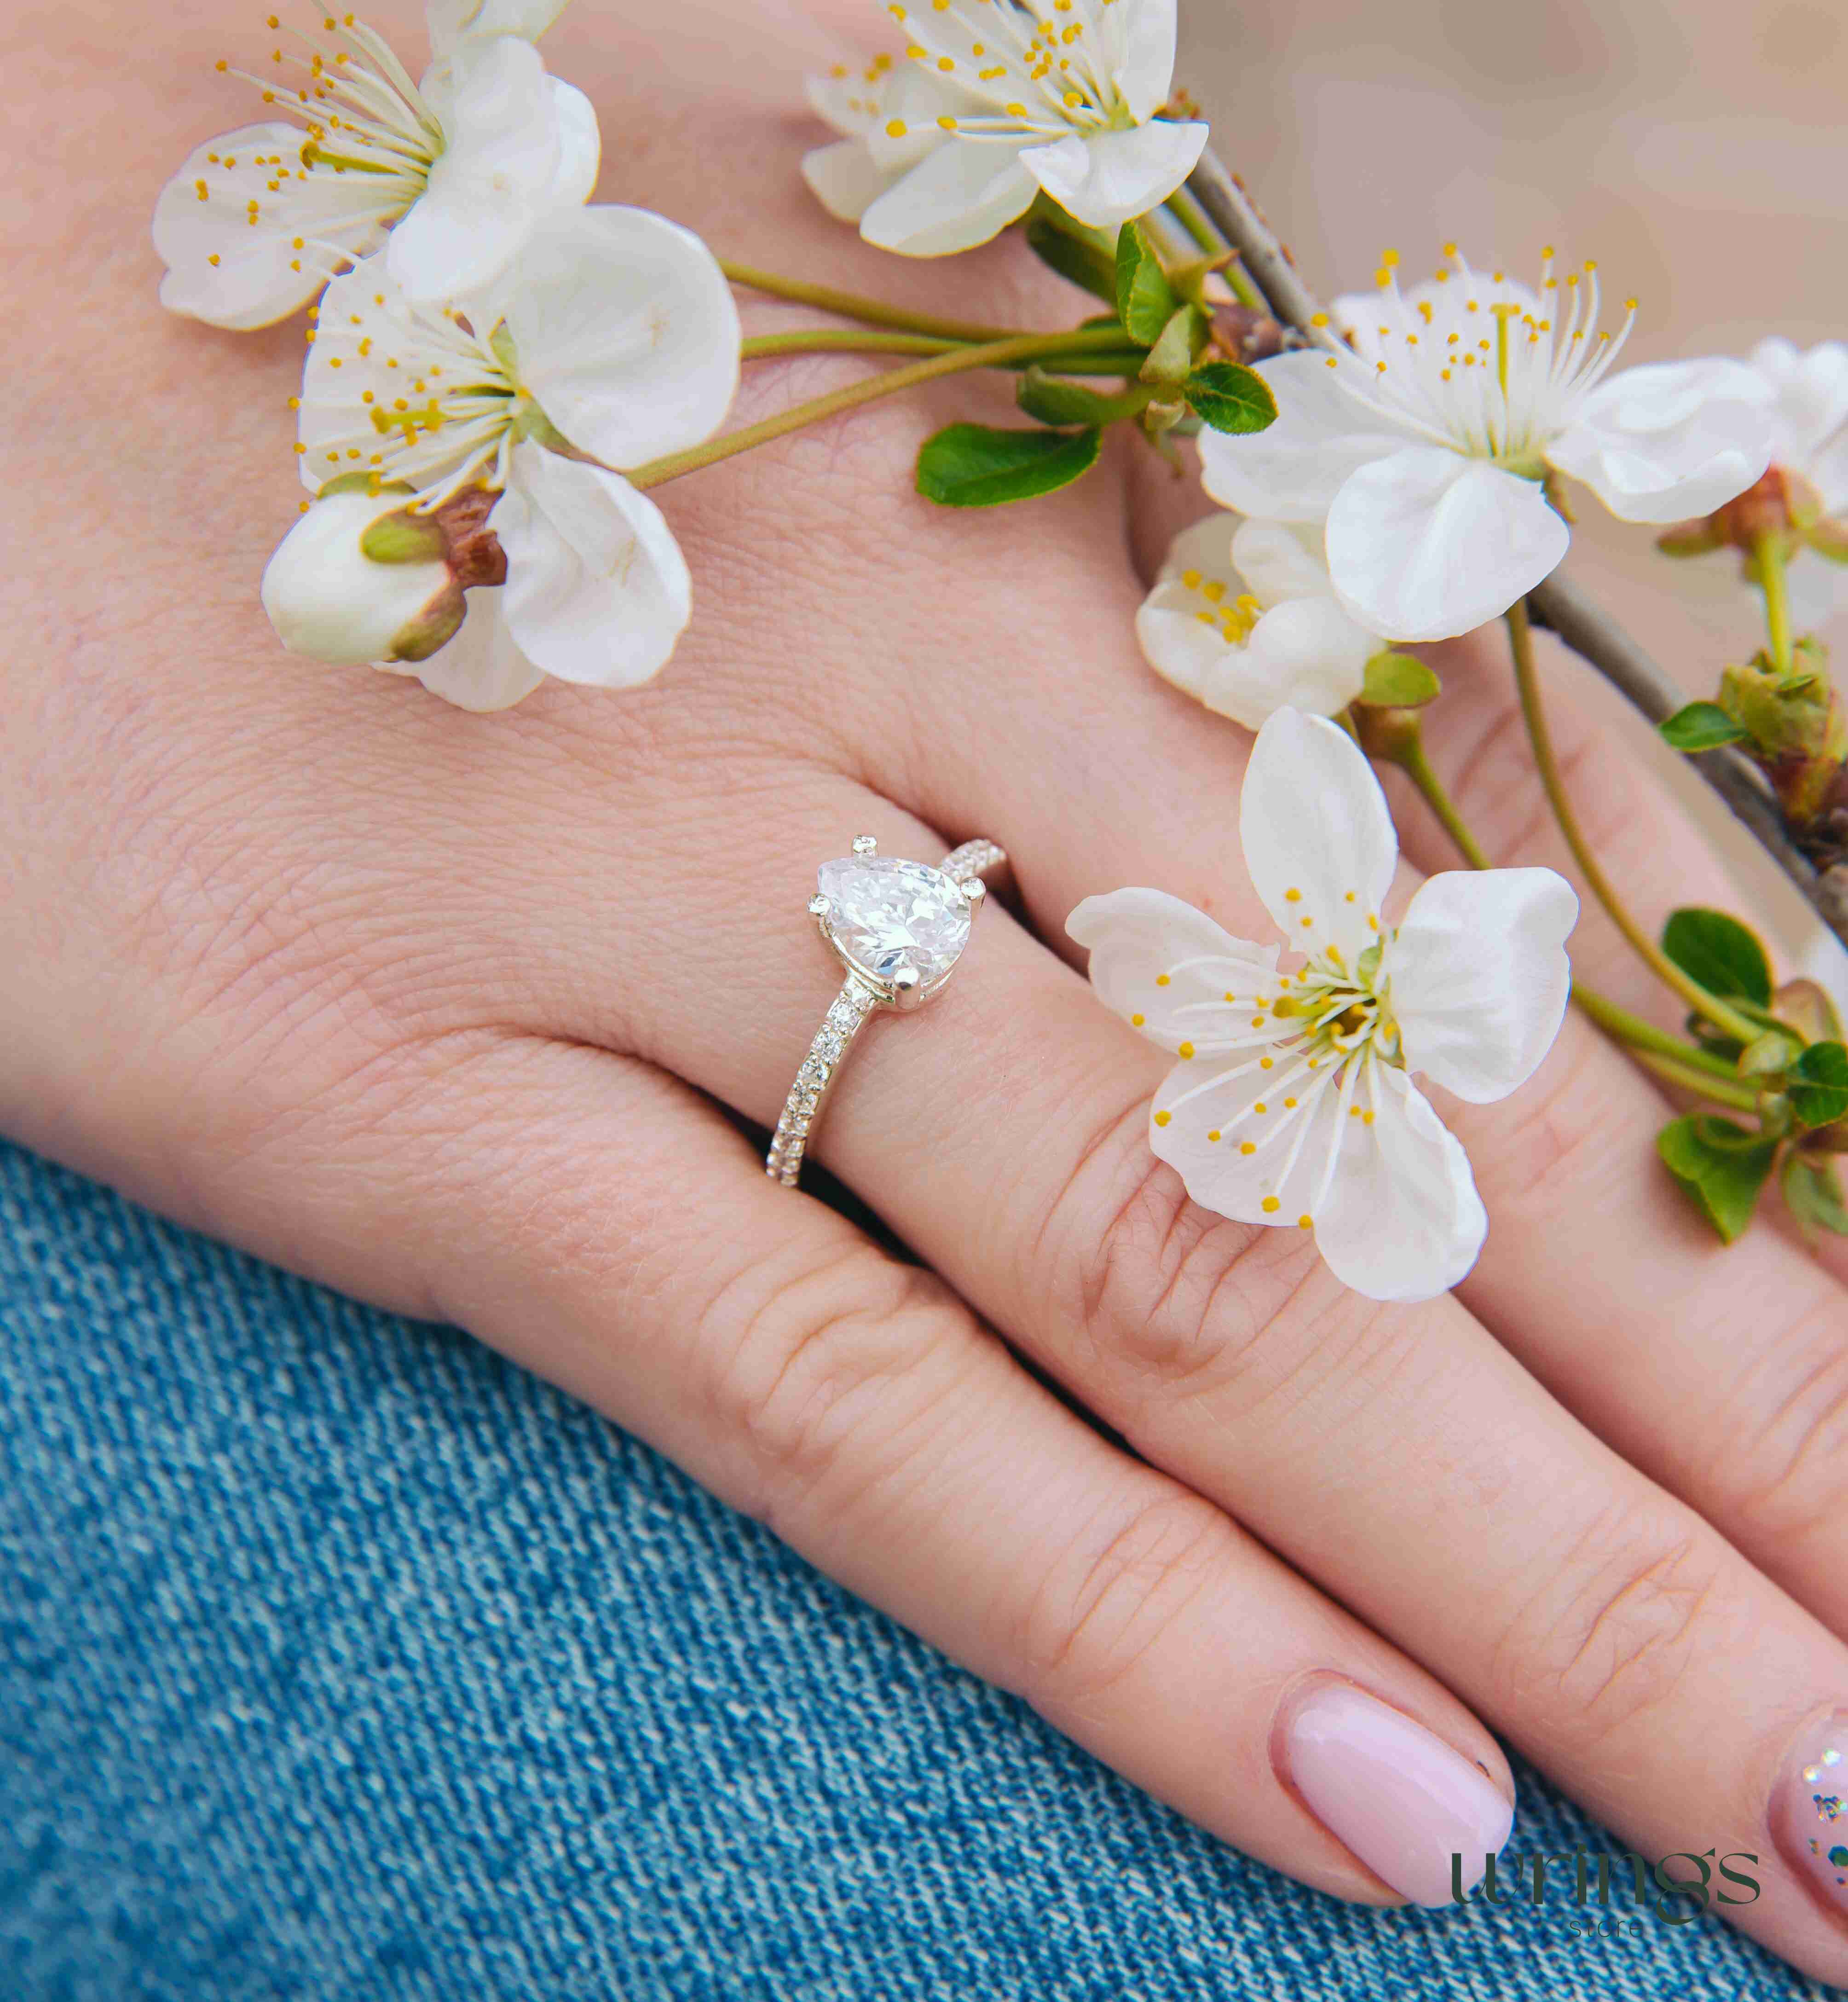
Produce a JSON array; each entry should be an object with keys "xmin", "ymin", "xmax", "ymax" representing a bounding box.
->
[
  {"xmin": 861, "ymin": 67, "xmax": 974, "ymax": 171},
  {"xmin": 1151, "ymin": 1043, "xmax": 1346, "ymax": 1232},
  {"xmin": 1384, "ymin": 869, "xmax": 1578, "ymax": 1104},
  {"xmin": 1548, "ymin": 357, "xmax": 1773, "ymax": 525},
  {"xmin": 1139, "ymin": 592, "xmax": 1370, "ymax": 729},
  {"xmin": 546, "ymin": 78, "xmax": 601, "ymax": 207},
  {"xmin": 1066, "ymin": 888, "xmax": 1280, "ymax": 1056},
  {"xmin": 1325, "ymin": 449, "xmax": 1570, "ymax": 641},
  {"xmin": 858, "ymin": 136, "xmax": 1038, "ymax": 257},
  {"xmin": 494, "ymin": 443, "xmax": 690, "ymax": 686},
  {"xmin": 1020, "ymin": 121, "xmax": 1208, "ymax": 231},
  {"xmin": 801, "ymin": 139, "xmax": 897, "ymax": 225},
  {"xmin": 1229, "ymin": 518, "xmax": 1342, "ymax": 607},
  {"xmin": 393, "ymin": 587, "xmax": 549, "ymax": 709},
  {"xmin": 1198, "ymin": 351, "xmax": 1410, "ymax": 524},
  {"xmin": 1313, "ymin": 1062, "xmax": 1487, "ymax": 1302},
  {"xmin": 1239, "ymin": 708, "xmax": 1396, "ymax": 961},
  {"xmin": 387, "ymin": 37, "xmax": 565, "ymax": 301},
  {"xmin": 153, "ymin": 123, "xmax": 393, "ymax": 330},
  {"xmin": 503, "ymin": 205, "xmax": 740, "ymax": 469},
  {"xmin": 1111, "ymin": 0, "xmax": 1181, "ymax": 122},
  {"xmin": 426, "ymin": 0, "xmax": 570, "ymax": 52},
  {"xmin": 1750, "ymin": 337, "xmax": 1848, "ymax": 485},
  {"xmin": 806, "ymin": 68, "xmax": 880, "ymax": 141}
]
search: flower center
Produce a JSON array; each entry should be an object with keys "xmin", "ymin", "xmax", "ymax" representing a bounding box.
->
[
  {"xmin": 1276, "ymin": 943, "xmax": 1401, "ymax": 1071},
  {"xmin": 1312, "ymin": 243, "xmax": 1640, "ymax": 469},
  {"xmin": 217, "ymin": 6, "xmax": 441, "ymax": 234},
  {"xmin": 884, "ymin": 0, "xmax": 1139, "ymax": 146},
  {"xmin": 1176, "ymin": 567, "xmax": 1263, "ymax": 646},
  {"xmin": 302, "ymin": 292, "xmax": 530, "ymax": 506}
]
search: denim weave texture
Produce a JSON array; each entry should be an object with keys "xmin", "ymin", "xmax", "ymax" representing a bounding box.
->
[{"xmin": 0, "ymin": 1135, "xmax": 1836, "ymax": 2001}]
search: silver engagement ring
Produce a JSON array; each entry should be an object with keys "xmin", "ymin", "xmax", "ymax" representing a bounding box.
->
[{"xmin": 766, "ymin": 836, "xmax": 1007, "ymax": 1189}]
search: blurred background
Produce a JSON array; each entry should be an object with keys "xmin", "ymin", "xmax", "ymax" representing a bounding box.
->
[{"xmin": 1180, "ymin": 0, "xmax": 1848, "ymax": 978}]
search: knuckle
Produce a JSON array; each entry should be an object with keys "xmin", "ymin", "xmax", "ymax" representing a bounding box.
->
[
  {"xmin": 1714, "ymin": 1309, "xmax": 1848, "ymax": 1548},
  {"xmin": 1016, "ymin": 1491, "xmax": 1235, "ymax": 1712},
  {"xmin": 703, "ymin": 1241, "xmax": 969, "ymax": 1530},
  {"xmin": 1038, "ymin": 1089, "xmax": 1407, "ymax": 1427},
  {"xmin": 1496, "ymin": 1504, "xmax": 1724, "ymax": 1747}
]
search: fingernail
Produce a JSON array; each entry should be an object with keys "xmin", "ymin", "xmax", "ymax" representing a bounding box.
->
[
  {"xmin": 1280, "ymin": 1682, "xmax": 1514, "ymax": 1908},
  {"xmin": 1773, "ymin": 1709, "xmax": 1848, "ymax": 1916}
]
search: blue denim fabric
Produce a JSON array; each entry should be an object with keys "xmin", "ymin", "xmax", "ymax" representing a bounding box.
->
[{"xmin": 0, "ymin": 1134, "xmax": 1833, "ymax": 2001}]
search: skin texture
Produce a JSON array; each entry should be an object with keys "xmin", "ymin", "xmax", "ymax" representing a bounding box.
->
[{"xmin": 10, "ymin": 0, "xmax": 1848, "ymax": 1977}]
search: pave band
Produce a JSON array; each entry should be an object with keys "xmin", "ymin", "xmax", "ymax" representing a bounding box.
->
[{"xmin": 766, "ymin": 837, "xmax": 1007, "ymax": 1189}]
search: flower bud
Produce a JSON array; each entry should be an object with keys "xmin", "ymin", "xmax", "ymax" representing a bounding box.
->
[
  {"xmin": 263, "ymin": 487, "xmax": 465, "ymax": 666},
  {"xmin": 1718, "ymin": 639, "xmax": 1848, "ymax": 827}
]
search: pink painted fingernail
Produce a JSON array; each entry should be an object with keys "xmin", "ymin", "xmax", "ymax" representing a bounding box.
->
[
  {"xmin": 1280, "ymin": 1682, "xmax": 1514, "ymax": 1907},
  {"xmin": 1772, "ymin": 1710, "xmax": 1848, "ymax": 1915}
]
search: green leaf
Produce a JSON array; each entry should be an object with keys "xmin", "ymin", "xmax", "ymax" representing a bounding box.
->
[
  {"xmin": 1657, "ymin": 1116, "xmax": 1778, "ymax": 1243},
  {"xmin": 1182, "ymin": 360, "xmax": 1278, "ymax": 435},
  {"xmin": 1358, "ymin": 649, "xmax": 1441, "ymax": 709},
  {"xmin": 1788, "ymin": 1041, "xmax": 1848, "ymax": 1129},
  {"xmin": 1015, "ymin": 367, "xmax": 1152, "ymax": 427},
  {"xmin": 1659, "ymin": 702, "xmax": 1747, "ymax": 752},
  {"xmin": 1139, "ymin": 302, "xmax": 1204, "ymax": 388},
  {"xmin": 1115, "ymin": 221, "xmax": 1180, "ymax": 345},
  {"xmin": 1661, "ymin": 907, "xmax": 1774, "ymax": 1007},
  {"xmin": 1783, "ymin": 1152, "xmax": 1848, "ymax": 1235},
  {"xmin": 1738, "ymin": 1028, "xmax": 1802, "ymax": 1076},
  {"xmin": 1023, "ymin": 214, "xmax": 1118, "ymax": 306},
  {"xmin": 915, "ymin": 423, "xmax": 1103, "ymax": 508}
]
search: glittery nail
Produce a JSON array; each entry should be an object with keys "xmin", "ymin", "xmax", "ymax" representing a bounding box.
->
[{"xmin": 1773, "ymin": 1712, "xmax": 1848, "ymax": 1911}]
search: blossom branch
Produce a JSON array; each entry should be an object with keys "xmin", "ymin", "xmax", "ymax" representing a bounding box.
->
[{"xmin": 1182, "ymin": 144, "xmax": 1848, "ymax": 957}]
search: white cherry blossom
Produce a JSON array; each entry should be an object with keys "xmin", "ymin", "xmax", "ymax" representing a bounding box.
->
[
  {"xmin": 1068, "ymin": 708, "xmax": 1578, "ymax": 1302},
  {"xmin": 283, "ymin": 203, "xmax": 739, "ymax": 708},
  {"xmin": 154, "ymin": 1, "xmax": 596, "ymax": 330},
  {"xmin": 803, "ymin": 0, "xmax": 1207, "ymax": 257},
  {"xmin": 1137, "ymin": 515, "xmax": 1380, "ymax": 729},
  {"xmin": 1199, "ymin": 246, "xmax": 1774, "ymax": 642}
]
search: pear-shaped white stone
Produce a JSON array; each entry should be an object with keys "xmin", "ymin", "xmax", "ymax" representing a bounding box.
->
[{"xmin": 817, "ymin": 856, "xmax": 970, "ymax": 986}]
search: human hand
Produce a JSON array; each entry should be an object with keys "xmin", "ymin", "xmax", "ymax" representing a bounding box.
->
[{"xmin": 10, "ymin": 0, "xmax": 1848, "ymax": 1974}]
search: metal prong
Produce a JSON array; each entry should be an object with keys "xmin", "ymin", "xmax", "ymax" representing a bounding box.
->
[
  {"xmin": 961, "ymin": 877, "xmax": 987, "ymax": 912},
  {"xmin": 851, "ymin": 834, "xmax": 878, "ymax": 856},
  {"xmin": 808, "ymin": 894, "xmax": 831, "ymax": 919},
  {"xmin": 889, "ymin": 960, "xmax": 924, "ymax": 1011}
]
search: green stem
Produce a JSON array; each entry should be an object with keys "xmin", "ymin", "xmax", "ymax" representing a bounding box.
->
[
  {"xmin": 1505, "ymin": 596, "xmax": 1765, "ymax": 1048},
  {"xmin": 1163, "ymin": 186, "xmax": 1265, "ymax": 309},
  {"xmin": 1393, "ymin": 731, "xmax": 1493, "ymax": 871},
  {"xmin": 719, "ymin": 262, "xmax": 1020, "ymax": 345},
  {"xmin": 626, "ymin": 326, "xmax": 1138, "ymax": 491},
  {"xmin": 1755, "ymin": 529, "xmax": 1795, "ymax": 674},
  {"xmin": 1164, "ymin": 185, "xmax": 1221, "ymax": 255},
  {"xmin": 1569, "ymin": 984, "xmax": 1744, "ymax": 1080},
  {"xmin": 739, "ymin": 330, "xmax": 1150, "ymax": 374},
  {"xmin": 1629, "ymin": 1046, "xmax": 1762, "ymax": 1111},
  {"xmin": 743, "ymin": 330, "xmax": 958, "ymax": 360}
]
